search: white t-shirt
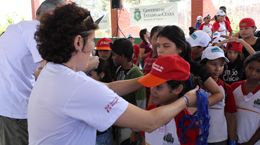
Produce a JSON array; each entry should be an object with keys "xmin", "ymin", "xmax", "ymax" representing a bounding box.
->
[
  {"xmin": 200, "ymin": 24, "xmax": 213, "ymax": 37},
  {"xmin": 218, "ymin": 21, "xmax": 227, "ymax": 36},
  {"xmin": 28, "ymin": 63, "xmax": 128, "ymax": 145},
  {"xmin": 206, "ymin": 85, "xmax": 227, "ymax": 143},
  {"xmin": 232, "ymin": 81, "xmax": 260, "ymax": 145},
  {"xmin": 0, "ymin": 20, "xmax": 42, "ymax": 119}
]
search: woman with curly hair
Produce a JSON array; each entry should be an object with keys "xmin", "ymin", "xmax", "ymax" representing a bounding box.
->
[{"xmin": 28, "ymin": 3, "xmax": 199, "ymax": 144}]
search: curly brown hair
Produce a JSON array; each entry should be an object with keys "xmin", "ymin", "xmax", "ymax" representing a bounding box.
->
[{"xmin": 35, "ymin": 3, "xmax": 98, "ymax": 64}]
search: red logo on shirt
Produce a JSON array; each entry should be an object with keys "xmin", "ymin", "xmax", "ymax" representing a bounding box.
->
[{"xmin": 105, "ymin": 97, "xmax": 119, "ymax": 113}]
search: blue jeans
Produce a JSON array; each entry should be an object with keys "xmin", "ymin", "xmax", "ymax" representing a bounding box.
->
[{"xmin": 96, "ymin": 127, "xmax": 113, "ymax": 145}]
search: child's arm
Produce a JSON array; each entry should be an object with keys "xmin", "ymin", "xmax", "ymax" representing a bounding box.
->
[
  {"xmin": 229, "ymin": 31, "xmax": 233, "ymax": 37},
  {"xmin": 204, "ymin": 77, "xmax": 224, "ymax": 106},
  {"xmin": 238, "ymin": 127, "xmax": 260, "ymax": 145},
  {"xmin": 225, "ymin": 84, "xmax": 237, "ymax": 144},
  {"xmin": 235, "ymin": 39, "xmax": 255, "ymax": 55},
  {"xmin": 225, "ymin": 113, "xmax": 236, "ymax": 141}
]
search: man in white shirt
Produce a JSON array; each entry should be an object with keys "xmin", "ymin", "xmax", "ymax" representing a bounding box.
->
[{"xmin": 0, "ymin": 0, "xmax": 66, "ymax": 144}]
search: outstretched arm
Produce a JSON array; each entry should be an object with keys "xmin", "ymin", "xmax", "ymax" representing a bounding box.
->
[{"xmin": 114, "ymin": 86, "xmax": 199, "ymax": 132}]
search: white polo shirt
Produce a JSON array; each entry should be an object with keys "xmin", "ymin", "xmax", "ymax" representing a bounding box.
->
[
  {"xmin": 232, "ymin": 81, "xmax": 260, "ymax": 145},
  {"xmin": 28, "ymin": 63, "xmax": 128, "ymax": 144},
  {"xmin": 0, "ymin": 20, "xmax": 42, "ymax": 119}
]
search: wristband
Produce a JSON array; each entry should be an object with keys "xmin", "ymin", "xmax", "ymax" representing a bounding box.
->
[
  {"xmin": 229, "ymin": 140, "xmax": 236, "ymax": 145},
  {"xmin": 183, "ymin": 96, "xmax": 189, "ymax": 106}
]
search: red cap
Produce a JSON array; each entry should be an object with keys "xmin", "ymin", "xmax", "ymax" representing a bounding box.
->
[
  {"xmin": 138, "ymin": 55, "xmax": 190, "ymax": 88},
  {"xmin": 96, "ymin": 38, "xmax": 113, "ymax": 51},
  {"xmin": 239, "ymin": 18, "xmax": 255, "ymax": 28},
  {"xmin": 226, "ymin": 42, "xmax": 243, "ymax": 53}
]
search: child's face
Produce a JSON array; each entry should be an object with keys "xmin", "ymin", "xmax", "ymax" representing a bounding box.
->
[
  {"xmin": 217, "ymin": 15, "xmax": 225, "ymax": 22},
  {"xmin": 111, "ymin": 51, "xmax": 122, "ymax": 67},
  {"xmin": 205, "ymin": 58, "xmax": 225, "ymax": 81},
  {"xmin": 150, "ymin": 82, "xmax": 178, "ymax": 106},
  {"xmin": 128, "ymin": 37, "xmax": 135, "ymax": 44},
  {"xmin": 227, "ymin": 50, "xmax": 238, "ymax": 63},
  {"xmin": 239, "ymin": 26, "xmax": 255, "ymax": 39},
  {"xmin": 245, "ymin": 61, "xmax": 260, "ymax": 82},
  {"xmin": 98, "ymin": 50, "xmax": 111, "ymax": 61},
  {"xmin": 151, "ymin": 31, "xmax": 159, "ymax": 51},
  {"xmin": 204, "ymin": 16, "xmax": 211, "ymax": 24},
  {"xmin": 198, "ymin": 19, "xmax": 202, "ymax": 24},
  {"xmin": 89, "ymin": 70, "xmax": 102, "ymax": 81},
  {"xmin": 157, "ymin": 36, "xmax": 182, "ymax": 57},
  {"xmin": 191, "ymin": 46, "xmax": 203, "ymax": 55}
]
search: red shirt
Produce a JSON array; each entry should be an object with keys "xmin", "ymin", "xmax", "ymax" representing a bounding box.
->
[
  {"xmin": 132, "ymin": 44, "xmax": 140, "ymax": 66},
  {"xmin": 140, "ymin": 104, "xmax": 199, "ymax": 145},
  {"xmin": 212, "ymin": 20, "xmax": 232, "ymax": 32},
  {"xmin": 142, "ymin": 50, "xmax": 158, "ymax": 106}
]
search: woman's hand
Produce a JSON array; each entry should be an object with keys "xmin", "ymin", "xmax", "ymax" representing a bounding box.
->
[{"xmin": 184, "ymin": 85, "xmax": 199, "ymax": 107}]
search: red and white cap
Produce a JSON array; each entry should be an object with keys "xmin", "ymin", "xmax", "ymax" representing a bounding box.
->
[
  {"xmin": 138, "ymin": 55, "xmax": 190, "ymax": 88},
  {"xmin": 96, "ymin": 38, "xmax": 113, "ymax": 51}
]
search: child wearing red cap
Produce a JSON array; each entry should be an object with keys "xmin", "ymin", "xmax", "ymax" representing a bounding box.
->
[
  {"xmin": 200, "ymin": 46, "xmax": 237, "ymax": 145},
  {"xmin": 96, "ymin": 38, "xmax": 117, "ymax": 79},
  {"xmin": 216, "ymin": 38, "xmax": 255, "ymax": 85},
  {"xmin": 239, "ymin": 18, "xmax": 260, "ymax": 58},
  {"xmin": 139, "ymin": 55, "xmax": 202, "ymax": 145}
]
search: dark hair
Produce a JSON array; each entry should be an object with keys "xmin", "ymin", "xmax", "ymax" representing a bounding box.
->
[
  {"xmin": 244, "ymin": 51, "xmax": 260, "ymax": 68},
  {"xmin": 95, "ymin": 50, "xmax": 117, "ymax": 79},
  {"xmin": 166, "ymin": 74, "xmax": 202, "ymax": 98},
  {"xmin": 139, "ymin": 28, "xmax": 148, "ymax": 44},
  {"xmin": 214, "ymin": 15, "xmax": 220, "ymax": 23},
  {"xmin": 189, "ymin": 26, "xmax": 197, "ymax": 36},
  {"xmin": 157, "ymin": 25, "xmax": 192, "ymax": 61},
  {"xmin": 219, "ymin": 6, "xmax": 226, "ymax": 13},
  {"xmin": 150, "ymin": 26, "xmax": 163, "ymax": 38},
  {"xmin": 225, "ymin": 44, "xmax": 244, "ymax": 65},
  {"xmin": 35, "ymin": 3, "xmax": 98, "ymax": 64},
  {"xmin": 200, "ymin": 58, "xmax": 227, "ymax": 73},
  {"xmin": 254, "ymin": 30, "xmax": 260, "ymax": 37},
  {"xmin": 88, "ymin": 58, "xmax": 112, "ymax": 83},
  {"xmin": 110, "ymin": 38, "xmax": 134, "ymax": 62}
]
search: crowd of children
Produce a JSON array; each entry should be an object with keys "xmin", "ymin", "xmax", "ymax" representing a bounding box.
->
[
  {"xmin": 87, "ymin": 12, "xmax": 260, "ymax": 144},
  {"xmin": 91, "ymin": 6, "xmax": 260, "ymax": 145},
  {"xmin": 1, "ymin": 2, "xmax": 260, "ymax": 145}
]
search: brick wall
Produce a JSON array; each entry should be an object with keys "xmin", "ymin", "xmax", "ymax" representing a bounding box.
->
[{"xmin": 191, "ymin": 0, "xmax": 216, "ymax": 27}]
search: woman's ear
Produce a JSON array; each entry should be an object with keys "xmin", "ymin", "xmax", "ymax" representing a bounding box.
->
[
  {"xmin": 73, "ymin": 35, "xmax": 83, "ymax": 51},
  {"xmin": 174, "ymin": 84, "xmax": 184, "ymax": 95}
]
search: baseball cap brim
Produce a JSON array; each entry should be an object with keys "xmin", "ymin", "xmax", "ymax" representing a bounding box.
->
[
  {"xmin": 186, "ymin": 37, "xmax": 198, "ymax": 47},
  {"xmin": 96, "ymin": 47, "xmax": 111, "ymax": 51},
  {"xmin": 208, "ymin": 55, "xmax": 230, "ymax": 63},
  {"xmin": 138, "ymin": 73, "xmax": 167, "ymax": 88}
]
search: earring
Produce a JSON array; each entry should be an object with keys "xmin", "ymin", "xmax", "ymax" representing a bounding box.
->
[{"xmin": 77, "ymin": 50, "xmax": 81, "ymax": 54}]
